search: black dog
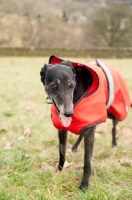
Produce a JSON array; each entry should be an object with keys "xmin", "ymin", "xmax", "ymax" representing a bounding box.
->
[{"xmin": 40, "ymin": 56, "xmax": 131, "ymax": 190}]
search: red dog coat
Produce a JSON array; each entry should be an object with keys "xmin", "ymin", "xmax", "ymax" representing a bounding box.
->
[{"xmin": 49, "ymin": 55, "xmax": 131, "ymax": 135}]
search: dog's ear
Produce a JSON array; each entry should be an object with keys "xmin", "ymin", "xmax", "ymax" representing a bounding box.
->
[
  {"xmin": 61, "ymin": 60, "xmax": 76, "ymax": 76},
  {"xmin": 61, "ymin": 60, "xmax": 72, "ymax": 67},
  {"xmin": 40, "ymin": 64, "xmax": 52, "ymax": 84}
]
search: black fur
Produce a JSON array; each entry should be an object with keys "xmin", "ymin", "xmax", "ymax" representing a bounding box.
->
[{"xmin": 40, "ymin": 60, "xmax": 118, "ymax": 190}]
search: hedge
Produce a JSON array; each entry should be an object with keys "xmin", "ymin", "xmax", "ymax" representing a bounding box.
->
[{"xmin": 0, "ymin": 48, "xmax": 132, "ymax": 58}]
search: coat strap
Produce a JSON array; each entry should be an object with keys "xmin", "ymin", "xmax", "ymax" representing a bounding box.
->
[{"xmin": 96, "ymin": 59, "xmax": 114, "ymax": 109}]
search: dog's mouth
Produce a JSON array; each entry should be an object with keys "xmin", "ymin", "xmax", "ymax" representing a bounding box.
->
[
  {"xmin": 59, "ymin": 112, "xmax": 72, "ymax": 127},
  {"xmin": 52, "ymin": 100, "xmax": 72, "ymax": 127}
]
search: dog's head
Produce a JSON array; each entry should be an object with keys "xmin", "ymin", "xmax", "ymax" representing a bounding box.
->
[{"xmin": 40, "ymin": 61, "xmax": 76, "ymax": 127}]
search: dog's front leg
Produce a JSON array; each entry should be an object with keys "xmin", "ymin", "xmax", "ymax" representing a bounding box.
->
[
  {"xmin": 58, "ymin": 130, "xmax": 68, "ymax": 171},
  {"xmin": 79, "ymin": 126, "xmax": 96, "ymax": 190}
]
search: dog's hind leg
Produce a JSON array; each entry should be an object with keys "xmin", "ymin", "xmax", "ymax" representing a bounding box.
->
[
  {"xmin": 112, "ymin": 119, "xmax": 118, "ymax": 147},
  {"xmin": 79, "ymin": 126, "xmax": 96, "ymax": 190},
  {"xmin": 58, "ymin": 130, "xmax": 68, "ymax": 171},
  {"xmin": 71, "ymin": 134, "xmax": 83, "ymax": 152}
]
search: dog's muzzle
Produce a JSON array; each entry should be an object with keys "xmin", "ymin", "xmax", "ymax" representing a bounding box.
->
[{"xmin": 64, "ymin": 111, "xmax": 74, "ymax": 117}]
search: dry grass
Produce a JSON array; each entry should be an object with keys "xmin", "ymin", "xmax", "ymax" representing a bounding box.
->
[{"xmin": 0, "ymin": 57, "xmax": 132, "ymax": 200}]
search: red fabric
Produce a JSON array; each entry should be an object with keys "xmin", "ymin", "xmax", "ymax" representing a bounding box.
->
[
  {"xmin": 49, "ymin": 56, "xmax": 131, "ymax": 135},
  {"xmin": 106, "ymin": 64, "xmax": 131, "ymax": 120}
]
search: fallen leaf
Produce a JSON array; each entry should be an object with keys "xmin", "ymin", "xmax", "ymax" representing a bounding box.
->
[
  {"xmin": 71, "ymin": 164, "xmax": 83, "ymax": 169},
  {"xmin": 0, "ymin": 128, "xmax": 7, "ymax": 133},
  {"xmin": 26, "ymin": 106, "xmax": 34, "ymax": 112},
  {"xmin": 23, "ymin": 126, "xmax": 32, "ymax": 137},
  {"xmin": 122, "ymin": 150, "xmax": 127, "ymax": 154},
  {"xmin": 95, "ymin": 133, "xmax": 101, "ymax": 138},
  {"xmin": 41, "ymin": 162, "xmax": 54, "ymax": 171},
  {"xmin": 67, "ymin": 132, "xmax": 72, "ymax": 141},
  {"xmin": 122, "ymin": 182, "xmax": 131, "ymax": 189},
  {"xmin": 124, "ymin": 138, "xmax": 132, "ymax": 144},
  {"xmin": 17, "ymin": 136, "xmax": 25, "ymax": 140},
  {"xmin": 17, "ymin": 126, "xmax": 32, "ymax": 140},
  {"xmin": 3, "ymin": 175, "xmax": 8, "ymax": 179},
  {"xmin": 6, "ymin": 107, "xmax": 12, "ymax": 112},
  {"xmin": 121, "ymin": 127, "xmax": 132, "ymax": 135},
  {"xmin": 64, "ymin": 160, "xmax": 73, "ymax": 168},
  {"xmin": 119, "ymin": 158, "xmax": 132, "ymax": 166},
  {"xmin": 2, "ymin": 137, "xmax": 8, "ymax": 141},
  {"xmin": 25, "ymin": 154, "xmax": 30, "ymax": 158},
  {"xmin": 4, "ymin": 142, "xmax": 14, "ymax": 150},
  {"xmin": 115, "ymin": 134, "xmax": 119, "ymax": 140}
]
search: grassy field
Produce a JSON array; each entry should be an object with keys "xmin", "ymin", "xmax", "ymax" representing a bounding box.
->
[{"xmin": 0, "ymin": 57, "xmax": 132, "ymax": 200}]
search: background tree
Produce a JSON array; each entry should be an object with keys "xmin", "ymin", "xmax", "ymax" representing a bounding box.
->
[
  {"xmin": 0, "ymin": 13, "xmax": 13, "ymax": 46},
  {"xmin": 86, "ymin": 4, "xmax": 132, "ymax": 47},
  {"xmin": 0, "ymin": 0, "xmax": 132, "ymax": 48}
]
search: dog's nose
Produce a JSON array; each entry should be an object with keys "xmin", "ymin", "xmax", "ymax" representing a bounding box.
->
[{"xmin": 64, "ymin": 111, "xmax": 74, "ymax": 117}]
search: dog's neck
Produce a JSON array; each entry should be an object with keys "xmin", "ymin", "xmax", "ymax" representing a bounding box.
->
[{"xmin": 73, "ymin": 67, "xmax": 93, "ymax": 105}]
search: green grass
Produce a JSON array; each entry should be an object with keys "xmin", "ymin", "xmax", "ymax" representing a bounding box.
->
[{"xmin": 0, "ymin": 57, "xmax": 132, "ymax": 200}]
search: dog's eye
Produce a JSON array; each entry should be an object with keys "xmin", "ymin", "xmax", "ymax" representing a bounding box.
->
[
  {"xmin": 50, "ymin": 85, "xmax": 58, "ymax": 91},
  {"xmin": 69, "ymin": 84, "xmax": 74, "ymax": 90}
]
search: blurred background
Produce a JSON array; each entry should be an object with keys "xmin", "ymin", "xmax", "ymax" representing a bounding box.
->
[
  {"xmin": 0, "ymin": 0, "xmax": 132, "ymax": 54},
  {"xmin": 0, "ymin": 1, "xmax": 132, "ymax": 198}
]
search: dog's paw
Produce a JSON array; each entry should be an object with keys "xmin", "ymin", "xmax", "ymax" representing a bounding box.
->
[
  {"xmin": 67, "ymin": 147, "xmax": 77, "ymax": 153},
  {"xmin": 79, "ymin": 182, "xmax": 88, "ymax": 191},
  {"xmin": 71, "ymin": 145, "xmax": 78, "ymax": 152},
  {"xmin": 112, "ymin": 146, "xmax": 118, "ymax": 150},
  {"xmin": 58, "ymin": 165, "xmax": 63, "ymax": 171}
]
